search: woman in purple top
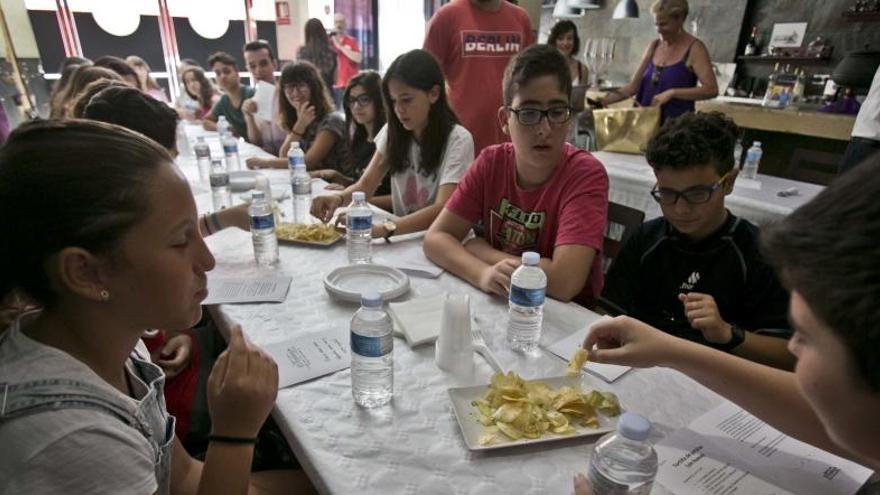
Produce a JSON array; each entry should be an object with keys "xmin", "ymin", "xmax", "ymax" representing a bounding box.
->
[{"xmin": 600, "ymin": 0, "xmax": 717, "ymax": 123}]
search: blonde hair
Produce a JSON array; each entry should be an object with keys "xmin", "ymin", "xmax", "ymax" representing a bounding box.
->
[{"xmin": 650, "ymin": 0, "xmax": 689, "ymax": 20}]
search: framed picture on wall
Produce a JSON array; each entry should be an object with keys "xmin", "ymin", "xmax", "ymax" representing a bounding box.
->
[{"xmin": 769, "ymin": 22, "xmax": 808, "ymax": 48}]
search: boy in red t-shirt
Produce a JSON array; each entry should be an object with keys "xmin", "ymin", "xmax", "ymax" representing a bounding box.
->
[{"xmin": 424, "ymin": 44, "xmax": 608, "ymax": 305}]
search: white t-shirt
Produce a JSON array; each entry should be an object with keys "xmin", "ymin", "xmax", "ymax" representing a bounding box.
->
[
  {"xmin": 0, "ymin": 314, "xmax": 166, "ymax": 495},
  {"xmin": 374, "ymin": 123, "xmax": 474, "ymax": 216},
  {"xmin": 853, "ymin": 66, "xmax": 880, "ymax": 140}
]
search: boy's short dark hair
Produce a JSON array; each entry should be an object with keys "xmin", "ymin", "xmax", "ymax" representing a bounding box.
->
[
  {"xmin": 502, "ymin": 44, "xmax": 572, "ymax": 107},
  {"xmin": 645, "ymin": 112, "xmax": 738, "ymax": 176},
  {"xmin": 243, "ymin": 40, "xmax": 276, "ymax": 62},
  {"xmin": 83, "ymin": 86, "xmax": 180, "ymax": 151},
  {"xmin": 207, "ymin": 51, "xmax": 238, "ymax": 69},
  {"xmin": 93, "ymin": 55, "xmax": 138, "ymax": 80},
  {"xmin": 762, "ymin": 157, "xmax": 880, "ymax": 392}
]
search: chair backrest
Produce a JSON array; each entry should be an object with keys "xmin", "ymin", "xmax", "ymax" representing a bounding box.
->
[{"xmin": 603, "ymin": 201, "xmax": 645, "ymax": 273}]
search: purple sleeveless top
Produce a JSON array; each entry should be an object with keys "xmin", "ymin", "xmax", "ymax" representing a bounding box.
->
[{"xmin": 636, "ymin": 39, "xmax": 699, "ymax": 123}]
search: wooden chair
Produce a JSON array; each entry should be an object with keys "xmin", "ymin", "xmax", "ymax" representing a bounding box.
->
[{"xmin": 602, "ymin": 202, "xmax": 645, "ymax": 274}]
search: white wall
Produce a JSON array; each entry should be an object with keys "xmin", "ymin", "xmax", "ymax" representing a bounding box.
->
[{"xmin": 377, "ymin": 0, "xmax": 424, "ymax": 72}]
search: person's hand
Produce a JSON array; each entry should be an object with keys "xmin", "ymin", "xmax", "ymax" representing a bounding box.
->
[
  {"xmin": 226, "ymin": 203, "xmax": 251, "ymax": 232},
  {"xmin": 477, "ymin": 259, "xmax": 519, "ymax": 297},
  {"xmin": 573, "ymin": 474, "xmax": 594, "ymax": 495},
  {"xmin": 242, "ymin": 98, "xmax": 258, "ymax": 115},
  {"xmin": 583, "ymin": 315, "xmax": 681, "ymax": 368},
  {"xmin": 679, "ymin": 292, "xmax": 731, "ymax": 344},
  {"xmin": 246, "ymin": 156, "xmax": 272, "ymax": 169},
  {"xmin": 310, "ymin": 169, "xmax": 341, "ymax": 182},
  {"xmin": 650, "ymin": 89, "xmax": 675, "ymax": 107},
  {"xmin": 153, "ymin": 332, "xmax": 193, "ymax": 379},
  {"xmin": 207, "ymin": 325, "xmax": 278, "ymax": 438},
  {"xmin": 311, "ymin": 193, "xmax": 344, "ymax": 223},
  {"xmin": 293, "ymin": 102, "xmax": 316, "ymax": 131}
]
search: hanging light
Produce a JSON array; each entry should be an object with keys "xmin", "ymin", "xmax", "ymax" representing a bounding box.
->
[
  {"xmin": 567, "ymin": 0, "xmax": 601, "ymax": 9},
  {"xmin": 92, "ymin": 4, "xmax": 141, "ymax": 37},
  {"xmin": 612, "ymin": 0, "xmax": 639, "ymax": 19},
  {"xmin": 553, "ymin": 0, "xmax": 584, "ymax": 19}
]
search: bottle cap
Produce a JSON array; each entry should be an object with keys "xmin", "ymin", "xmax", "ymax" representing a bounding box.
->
[
  {"xmin": 618, "ymin": 412, "xmax": 652, "ymax": 441},
  {"xmin": 521, "ymin": 251, "xmax": 540, "ymax": 266},
  {"xmin": 290, "ymin": 141, "xmax": 300, "ymax": 149},
  {"xmin": 753, "ymin": 141, "xmax": 762, "ymax": 147},
  {"xmin": 360, "ymin": 291, "xmax": 382, "ymax": 308},
  {"xmin": 251, "ymin": 190, "xmax": 265, "ymax": 200},
  {"xmin": 352, "ymin": 191, "xmax": 366, "ymax": 201},
  {"xmin": 211, "ymin": 159, "xmax": 223, "ymax": 166}
]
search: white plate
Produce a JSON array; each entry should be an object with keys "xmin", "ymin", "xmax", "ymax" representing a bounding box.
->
[
  {"xmin": 323, "ymin": 264, "xmax": 410, "ymax": 303},
  {"xmin": 228, "ymin": 170, "xmax": 259, "ymax": 192},
  {"xmin": 448, "ymin": 375, "xmax": 618, "ymax": 451},
  {"xmin": 239, "ymin": 186, "xmax": 290, "ymax": 204}
]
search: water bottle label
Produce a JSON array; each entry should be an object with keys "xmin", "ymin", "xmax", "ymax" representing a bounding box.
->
[
  {"xmin": 351, "ymin": 332, "xmax": 392, "ymax": 358},
  {"xmin": 287, "ymin": 156, "xmax": 306, "ymax": 169},
  {"xmin": 347, "ymin": 214, "xmax": 372, "ymax": 231},
  {"xmin": 509, "ymin": 285, "xmax": 545, "ymax": 307},
  {"xmin": 223, "ymin": 143, "xmax": 238, "ymax": 154},
  {"xmin": 209, "ymin": 173, "xmax": 229, "ymax": 187},
  {"xmin": 292, "ymin": 180, "xmax": 311, "ymax": 195},
  {"xmin": 250, "ymin": 213, "xmax": 274, "ymax": 230}
]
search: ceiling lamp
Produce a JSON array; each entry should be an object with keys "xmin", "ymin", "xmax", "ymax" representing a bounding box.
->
[
  {"xmin": 567, "ymin": 0, "xmax": 601, "ymax": 9},
  {"xmin": 612, "ymin": 0, "xmax": 639, "ymax": 19},
  {"xmin": 553, "ymin": 0, "xmax": 584, "ymax": 19},
  {"xmin": 92, "ymin": 4, "xmax": 141, "ymax": 37}
]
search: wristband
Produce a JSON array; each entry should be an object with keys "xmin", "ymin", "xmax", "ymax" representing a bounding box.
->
[
  {"xmin": 208, "ymin": 434, "xmax": 258, "ymax": 444},
  {"xmin": 201, "ymin": 215, "xmax": 213, "ymax": 235},
  {"xmin": 209, "ymin": 212, "xmax": 223, "ymax": 233},
  {"xmin": 715, "ymin": 324, "xmax": 746, "ymax": 352}
]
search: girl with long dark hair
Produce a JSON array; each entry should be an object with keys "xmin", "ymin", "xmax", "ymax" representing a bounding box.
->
[{"xmin": 311, "ymin": 49, "xmax": 474, "ymax": 240}]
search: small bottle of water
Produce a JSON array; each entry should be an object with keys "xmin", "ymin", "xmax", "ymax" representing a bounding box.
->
[
  {"xmin": 194, "ymin": 136, "xmax": 212, "ymax": 183},
  {"xmin": 742, "ymin": 141, "xmax": 763, "ymax": 180},
  {"xmin": 347, "ymin": 192, "xmax": 372, "ymax": 264},
  {"xmin": 587, "ymin": 412, "xmax": 658, "ymax": 495},
  {"xmin": 291, "ymin": 164, "xmax": 312, "ymax": 224},
  {"xmin": 507, "ymin": 251, "xmax": 546, "ymax": 353},
  {"xmin": 351, "ymin": 291, "xmax": 393, "ymax": 408},
  {"xmin": 287, "ymin": 141, "xmax": 306, "ymax": 171},
  {"xmin": 222, "ymin": 133, "xmax": 241, "ymax": 171},
  {"xmin": 210, "ymin": 159, "xmax": 231, "ymax": 212},
  {"xmin": 249, "ymin": 190, "xmax": 279, "ymax": 266},
  {"xmin": 733, "ymin": 139, "xmax": 743, "ymax": 171},
  {"xmin": 176, "ymin": 122, "xmax": 192, "ymax": 157},
  {"xmin": 216, "ymin": 115, "xmax": 230, "ymax": 137}
]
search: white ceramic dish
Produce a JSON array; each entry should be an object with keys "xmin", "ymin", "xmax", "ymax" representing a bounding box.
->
[
  {"xmin": 228, "ymin": 170, "xmax": 259, "ymax": 192},
  {"xmin": 448, "ymin": 375, "xmax": 618, "ymax": 451},
  {"xmin": 323, "ymin": 264, "xmax": 410, "ymax": 303}
]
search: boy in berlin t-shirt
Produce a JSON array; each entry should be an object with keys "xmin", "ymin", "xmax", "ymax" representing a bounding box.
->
[{"xmin": 424, "ymin": 44, "xmax": 608, "ymax": 306}]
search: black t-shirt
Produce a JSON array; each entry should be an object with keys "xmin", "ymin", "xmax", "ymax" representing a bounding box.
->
[{"xmin": 601, "ymin": 212, "xmax": 791, "ymax": 347}]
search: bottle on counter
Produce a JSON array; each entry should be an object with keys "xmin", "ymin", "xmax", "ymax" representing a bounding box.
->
[
  {"xmin": 742, "ymin": 141, "xmax": 763, "ymax": 180},
  {"xmin": 744, "ymin": 26, "xmax": 759, "ymax": 56},
  {"xmin": 762, "ymin": 63, "xmax": 781, "ymax": 107}
]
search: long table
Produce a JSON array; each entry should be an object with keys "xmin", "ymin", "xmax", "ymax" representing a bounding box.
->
[
  {"xmin": 595, "ymin": 151, "xmax": 825, "ymax": 225},
  {"xmin": 177, "ymin": 126, "xmax": 725, "ymax": 494}
]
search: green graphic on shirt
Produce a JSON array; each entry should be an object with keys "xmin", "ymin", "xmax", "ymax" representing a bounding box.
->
[{"xmin": 491, "ymin": 198, "xmax": 546, "ymax": 254}]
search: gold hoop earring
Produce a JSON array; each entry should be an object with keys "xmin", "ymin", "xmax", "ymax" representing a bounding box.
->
[{"xmin": 100, "ymin": 289, "xmax": 110, "ymax": 301}]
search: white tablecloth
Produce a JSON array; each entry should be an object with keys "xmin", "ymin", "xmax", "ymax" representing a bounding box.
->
[
  {"xmin": 594, "ymin": 151, "xmax": 825, "ymax": 225},
  {"xmin": 176, "ymin": 126, "xmax": 725, "ymax": 494}
]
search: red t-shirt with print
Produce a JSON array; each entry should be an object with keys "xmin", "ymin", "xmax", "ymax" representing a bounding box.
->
[
  {"xmin": 445, "ymin": 142, "xmax": 609, "ymax": 303},
  {"xmin": 333, "ymin": 34, "xmax": 360, "ymax": 89},
  {"xmin": 424, "ymin": 0, "xmax": 534, "ymax": 155}
]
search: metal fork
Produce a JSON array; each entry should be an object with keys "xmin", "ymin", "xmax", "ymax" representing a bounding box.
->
[{"xmin": 471, "ymin": 325, "xmax": 505, "ymax": 374}]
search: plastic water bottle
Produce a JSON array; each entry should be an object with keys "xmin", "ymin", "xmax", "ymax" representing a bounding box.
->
[
  {"xmin": 347, "ymin": 192, "xmax": 372, "ymax": 264},
  {"xmin": 587, "ymin": 412, "xmax": 658, "ymax": 495},
  {"xmin": 249, "ymin": 190, "xmax": 279, "ymax": 266},
  {"xmin": 351, "ymin": 291, "xmax": 393, "ymax": 408},
  {"xmin": 209, "ymin": 159, "xmax": 231, "ymax": 212},
  {"xmin": 291, "ymin": 164, "xmax": 311, "ymax": 224},
  {"xmin": 733, "ymin": 139, "xmax": 743, "ymax": 171},
  {"xmin": 287, "ymin": 141, "xmax": 306, "ymax": 170},
  {"xmin": 507, "ymin": 251, "xmax": 546, "ymax": 353},
  {"xmin": 222, "ymin": 133, "xmax": 241, "ymax": 171},
  {"xmin": 216, "ymin": 115, "xmax": 230, "ymax": 137},
  {"xmin": 742, "ymin": 141, "xmax": 763, "ymax": 180},
  {"xmin": 194, "ymin": 136, "xmax": 211, "ymax": 183}
]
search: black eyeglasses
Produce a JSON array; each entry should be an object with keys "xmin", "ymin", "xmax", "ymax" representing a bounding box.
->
[
  {"xmin": 507, "ymin": 106, "xmax": 572, "ymax": 126},
  {"xmin": 346, "ymin": 94, "xmax": 372, "ymax": 107},
  {"xmin": 650, "ymin": 171, "xmax": 732, "ymax": 205}
]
